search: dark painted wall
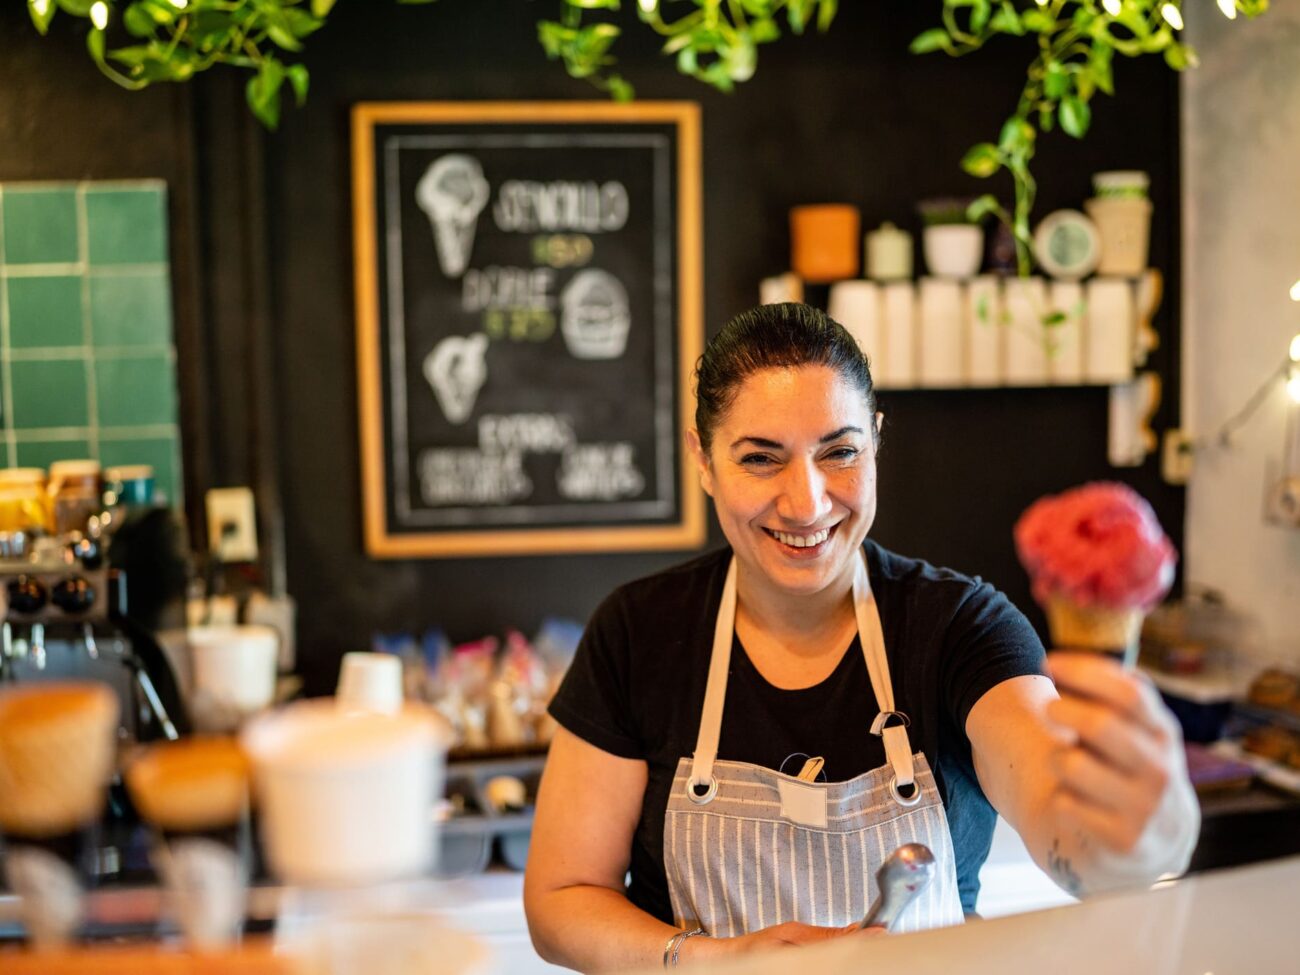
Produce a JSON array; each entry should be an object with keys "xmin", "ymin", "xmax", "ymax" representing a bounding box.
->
[{"xmin": 2, "ymin": 2, "xmax": 1184, "ymax": 695}]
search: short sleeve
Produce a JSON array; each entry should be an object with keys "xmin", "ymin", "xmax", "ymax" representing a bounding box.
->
[
  {"xmin": 547, "ymin": 588, "xmax": 645, "ymax": 760},
  {"xmin": 942, "ymin": 581, "xmax": 1047, "ymax": 732}
]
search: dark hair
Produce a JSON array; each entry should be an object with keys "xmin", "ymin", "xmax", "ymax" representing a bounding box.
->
[{"xmin": 694, "ymin": 302, "xmax": 877, "ymax": 453}]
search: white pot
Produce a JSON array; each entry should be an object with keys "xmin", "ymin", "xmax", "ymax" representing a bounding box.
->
[
  {"xmin": 242, "ymin": 700, "xmax": 451, "ymax": 885},
  {"xmin": 922, "ymin": 224, "xmax": 984, "ymax": 279}
]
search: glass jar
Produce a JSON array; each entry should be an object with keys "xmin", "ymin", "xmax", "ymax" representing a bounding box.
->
[
  {"xmin": 0, "ymin": 468, "xmax": 52, "ymax": 534},
  {"xmin": 48, "ymin": 460, "xmax": 102, "ymax": 536}
]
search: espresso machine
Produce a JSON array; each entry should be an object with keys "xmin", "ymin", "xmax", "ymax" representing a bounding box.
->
[{"xmin": 0, "ymin": 510, "xmax": 189, "ymax": 742}]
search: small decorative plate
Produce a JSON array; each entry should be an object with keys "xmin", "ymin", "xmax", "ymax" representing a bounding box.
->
[{"xmin": 1033, "ymin": 209, "xmax": 1101, "ymax": 280}]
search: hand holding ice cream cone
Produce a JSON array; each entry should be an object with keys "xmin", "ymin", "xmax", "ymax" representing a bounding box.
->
[{"xmin": 1014, "ymin": 481, "xmax": 1176, "ymax": 667}]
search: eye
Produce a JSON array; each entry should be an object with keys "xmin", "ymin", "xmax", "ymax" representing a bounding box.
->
[
  {"xmin": 738, "ymin": 452, "xmax": 777, "ymax": 468},
  {"xmin": 822, "ymin": 446, "xmax": 860, "ymax": 463}
]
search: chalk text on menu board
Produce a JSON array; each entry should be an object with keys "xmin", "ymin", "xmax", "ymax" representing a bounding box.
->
[{"xmin": 415, "ymin": 155, "xmax": 644, "ymax": 509}]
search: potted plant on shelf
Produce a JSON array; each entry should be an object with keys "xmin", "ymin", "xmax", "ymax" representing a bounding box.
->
[{"xmin": 918, "ymin": 197, "xmax": 984, "ymax": 279}]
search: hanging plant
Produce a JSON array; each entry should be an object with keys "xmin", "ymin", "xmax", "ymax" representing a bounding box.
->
[
  {"xmin": 912, "ymin": 0, "xmax": 1269, "ymax": 275},
  {"xmin": 28, "ymin": 0, "xmax": 1270, "ymax": 264}
]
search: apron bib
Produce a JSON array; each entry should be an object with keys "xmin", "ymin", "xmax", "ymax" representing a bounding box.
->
[{"xmin": 663, "ymin": 552, "xmax": 965, "ymax": 936}]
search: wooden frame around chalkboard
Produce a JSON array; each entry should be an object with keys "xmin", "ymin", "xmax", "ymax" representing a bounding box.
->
[{"xmin": 352, "ymin": 102, "xmax": 705, "ymax": 558}]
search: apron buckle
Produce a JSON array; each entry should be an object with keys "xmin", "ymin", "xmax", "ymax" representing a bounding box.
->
[
  {"xmin": 889, "ymin": 773, "xmax": 923, "ymax": 808},
  {"xmin": 686, "ymin": 775, "xmax": 718, "ymax": 805}
]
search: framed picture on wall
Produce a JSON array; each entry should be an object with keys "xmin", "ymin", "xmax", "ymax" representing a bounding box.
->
[{"xmin": 352, "ymin": 101, "xmax": 705, "ymax": 558}]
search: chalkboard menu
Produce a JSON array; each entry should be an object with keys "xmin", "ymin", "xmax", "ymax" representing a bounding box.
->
[{"xmin": 352, "ymin": 103, "xmax": 704, "ymax": 557}]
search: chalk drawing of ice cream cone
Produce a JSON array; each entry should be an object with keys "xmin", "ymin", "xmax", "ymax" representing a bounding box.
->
[
  {"xmin": 423, "ymin": 333, "xmax": 489, "ymax": 424},
  {"xmin": 415, "ymin": 154, "xmax": 490, "ymax": 278}
]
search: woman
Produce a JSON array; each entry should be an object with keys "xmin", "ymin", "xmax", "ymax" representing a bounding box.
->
[{"xmin": 524, "ymin": 303, "xmax": 1198, "ymax": 971}]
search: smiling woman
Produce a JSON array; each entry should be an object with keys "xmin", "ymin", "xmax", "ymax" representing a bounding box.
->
[{"xmin": 522, "ymin": 302, "xmax": 1200, "ymax": 972}]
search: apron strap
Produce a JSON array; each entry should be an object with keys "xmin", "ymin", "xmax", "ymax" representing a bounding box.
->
[
  {"xmin": 854, "ymin": 554, "xmax": 917, "ymax": 791},
  {"xmin": 687, "ymin": 550, "xmax": 918, "ymax": 802},
  {"xmin": 688, "ymin": 558, "xmax": 737, "ymax": 802}
]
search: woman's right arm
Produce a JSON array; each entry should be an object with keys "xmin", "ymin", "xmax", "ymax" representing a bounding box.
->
[
  {"xmin": 524, "ymin": 728, "xmax": 860, "ymax": 972},
  {"xmin": 524, "ymin": 726, "xmax": 678, "ymax": 971}
]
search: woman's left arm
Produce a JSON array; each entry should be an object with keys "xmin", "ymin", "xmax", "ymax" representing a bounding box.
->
[{"xmin": 966, "ymin": 653, "xmax": 1200, "ymax": 897}]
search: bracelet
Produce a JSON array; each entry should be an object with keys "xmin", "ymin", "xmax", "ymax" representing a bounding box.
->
[{"xmin": 662, "ymin": 926, "xmax": 708, "ymax": 968}]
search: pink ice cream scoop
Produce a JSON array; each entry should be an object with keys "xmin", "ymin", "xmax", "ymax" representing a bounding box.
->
[{"xmin": 1014, "ymin": 481, "xmax": 1176, "ymax": 612}]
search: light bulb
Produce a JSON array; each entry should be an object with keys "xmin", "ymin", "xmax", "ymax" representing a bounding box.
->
[
  {"xmin": 1290, "ymin": 278, "xmax": 1300, "ymax": 301},
  {"xmin": 89, "ymin": 1, "xmax": 108, "ymax": 30},
  {"xmin": 1161, "ymin": 3, "xmax": 1184, "ymax": 30},
  {"xmin": 1217, "ymin": 0, "xmax": 1237, "ymax": 19},
  {"xmin": 1103, "ymin": 0, "xmax": 1122, "ymax": 15},
  {"xmin": 1290, "ymin": 333, "xmax": 1300, "ymax": 363},
  {"xmin": 1288, "ymin": 371, "xmax": 1300, "ymax": 405}
]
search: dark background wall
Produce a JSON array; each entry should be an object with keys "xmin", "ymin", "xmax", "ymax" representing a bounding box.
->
[{"xmin": 1, "ymin": 2, "xmax": 1184, "ymax": 695}]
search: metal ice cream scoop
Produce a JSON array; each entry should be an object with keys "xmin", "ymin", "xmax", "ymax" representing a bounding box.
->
[{"xmin": 858, "ymin": 843, "xmax": 936, "ymax": 931}]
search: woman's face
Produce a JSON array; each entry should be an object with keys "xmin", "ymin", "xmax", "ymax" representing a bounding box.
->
[{"xmin": 690, "ymin": 364, "xmax": 879, "ymax": 600}]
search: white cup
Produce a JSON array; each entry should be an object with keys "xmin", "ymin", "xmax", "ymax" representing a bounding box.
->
[
  {"xmin": 188, "ymin": 625, "xmax": 279, "ymax": 733},
  {"xmin": 336, "ymin": 653, "xmax": 404, "ymax": 716},
  {"xmin": 242, "ymin": 700, "xmax": 452, "ymax": 886}
]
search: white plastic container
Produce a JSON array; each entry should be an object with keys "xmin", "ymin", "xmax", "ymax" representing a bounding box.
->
[
  {"xmin": 827, "ymin": 280, "xmax": 882, "ymax": 360},
  {"xmin": 242, "ymin": 700, "xmax": 451, "ymax": 885},
  {"xmin": 336, "ymin": 652, "xmax": 404, "ymax": 716},
  {"xmin": 188, "ymin": 625, "xmax": 280, "ymax": 732}
]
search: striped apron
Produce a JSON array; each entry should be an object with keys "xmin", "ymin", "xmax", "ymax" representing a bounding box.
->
[{"xmin": 663, "ymin": 552, "xmax": 965, "ymax": 937}]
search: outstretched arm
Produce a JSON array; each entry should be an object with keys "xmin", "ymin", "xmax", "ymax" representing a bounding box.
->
[{"xmin": 966, "ymin": 654, "xmax": 1199, "ymax": 898}]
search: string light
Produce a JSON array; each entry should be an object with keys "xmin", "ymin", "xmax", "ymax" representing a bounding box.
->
[
  {"xmin": 1161, "ymin": 3, "xmax": 1184, "ymax": 30},
  {"xmin": 1290, "ymin": 278, "xmax": 1300, "ymax": 302},
  {"xmin": 1290, "ymin": 334, "xmax": 1300, "ymax": 364},
  {"xmin": 1217, "ymin": 0, "xmax": 1238, "ymax": 19},
  {"xmin": 1103, "ymin": 0, "xmax": 1122, "ymax": 15},
  {"xmin": 89, "ymin": 1, "xmax": 109, "ymax": 30}
]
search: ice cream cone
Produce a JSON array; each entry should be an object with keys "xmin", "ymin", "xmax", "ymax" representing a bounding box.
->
[
  {"xmin": 125, "ymin": 737, "xmax": 251, "ymax": 833},
  {"xmin": 0, "ymin": 683, "xmax": 118, "ymax": 838},
  {"xmin": 1046, "ymin": 596, "xmax": 1144, "ymax": 667}
]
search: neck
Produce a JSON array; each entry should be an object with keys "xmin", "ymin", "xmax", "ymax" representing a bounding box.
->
[{"xmin": 735, "ymin": 558, "xmax": 857, "ymax": 646}]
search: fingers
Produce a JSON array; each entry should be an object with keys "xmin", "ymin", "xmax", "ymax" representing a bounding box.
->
[
  {"xmin": 1047, "ymin": 695, "xmax": 1171, "ymax": 778},
  {"xmin": 1046, "ymin": 653, "xmax": 1171, "ymax": 737},
  {"xmin": 1050, "ymin": 736, "xmax": 1162, "ymax": 819}
]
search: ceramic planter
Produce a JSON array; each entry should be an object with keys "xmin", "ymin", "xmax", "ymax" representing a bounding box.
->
[{"xmin": 922, "ymin": 224, "xmax": 983, "ymax": 278}]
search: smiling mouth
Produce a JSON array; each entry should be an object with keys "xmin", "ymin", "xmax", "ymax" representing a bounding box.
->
[{"xmin": 764, "ymin": 524, "xmax": 837, "ymax": 549}]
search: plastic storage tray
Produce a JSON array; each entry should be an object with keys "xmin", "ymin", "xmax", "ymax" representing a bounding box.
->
[{"xmin": 436, "ymin": 753, "xmax": 546, "ymax": 877}]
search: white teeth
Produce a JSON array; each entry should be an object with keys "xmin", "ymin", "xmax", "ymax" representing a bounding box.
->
[{"xmin": 772, "ymin": 528, "xmax": 830, "ymax": 548}]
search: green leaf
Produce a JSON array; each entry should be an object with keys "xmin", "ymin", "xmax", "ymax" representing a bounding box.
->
[
  {"xmin": 57, "ymin": 0, "xmax": 96, "ymax": 17},
  {"xmin": 1042, "ymin": 310, "xmax": 1068, "ymax": 327},
  {"xmin": 28, "ymin": 0, "xmax": 57, "ymax": 35},
  {"xmin": 961, "ymin": 142, "xmax": 1004, "ymax": 178},
  {"xmin": 1022, "ymin": 9, "xmax": 1055, "ymax": 33},
  {"xmin": 966, "ymin": 194, "xmax": 1002, "ymax": 222},
  {"xmin": 1164, "ymin": 42, "xmax": 1192, "ymax": 70},
  {"xmin": 750, "ymin": 18, "xmax": 780, "ymax": 44},
  {"xmin": 567, "ymin": 0, "xmax": 620, "ymax": 8},
  {"xmin": 267, "ymin": 25, "xmax": 304, "ymax": 52},
  {"xmin": 312, "ymin": 0, "xmax": 338, "ymax": 16},
  {"xmin": 909, "ymin": 28, "xmax": 950, "ymax": 54},
  {"xmin": 989, "ymin": 2, "xmax": 1024, "ymax": 35},
  {"xmin": 1044, "ymin": 61, "xmax": 1069, "ymax": 99},
  {"xmin": 246, "ymin": 58, "xmax": 286, "ymax": 131},
  {"xmin": 1059, "ymin": 95, "xmax": 1091, "ymax": 139},
  {"xmin": 607, "ymin": 74, "xmax": 635, "ymax": 102},
  {"xmin": 971, "ymin": 0, "xmax": 991, "ymax": 34},
  {"xmin": 122, "ymin": 4, "xmax": 157, "ymax": 38},
  {"xmin": 998, "ymin": 115, "xmax": 1034, "ymax": 152},
  {"xmin": 286, "ymin": 63, "xmax": 310, "ymax": 106}
]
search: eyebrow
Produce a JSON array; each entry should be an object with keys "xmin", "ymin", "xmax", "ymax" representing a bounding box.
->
[{"xmin": 730, "ymin": 426, "xmax": 865, "ymax": 450}]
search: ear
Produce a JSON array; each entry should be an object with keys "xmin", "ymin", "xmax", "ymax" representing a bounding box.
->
[
  {"xmin": 874, "ymin": 411, "xmax": 885, "ymax": 439},
  {"xmin": 685, "ymin": 428, "xmax": 714, "ymax": 498}
]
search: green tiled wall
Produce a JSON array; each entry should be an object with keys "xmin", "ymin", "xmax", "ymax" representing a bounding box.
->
[{"xmin": 0, "ymin": 181, "xmax": 182, "ymax": 505}]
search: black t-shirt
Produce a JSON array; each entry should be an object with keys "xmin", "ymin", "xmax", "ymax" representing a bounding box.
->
[{"xmin": 548, "ymin": 539, "xmax": 1046, "ymax": 918}]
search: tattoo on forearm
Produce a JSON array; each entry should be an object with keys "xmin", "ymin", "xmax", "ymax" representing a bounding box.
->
[{"xmin": 1048, "ymin": 838, "xmax": 1084, "ymax": 897}]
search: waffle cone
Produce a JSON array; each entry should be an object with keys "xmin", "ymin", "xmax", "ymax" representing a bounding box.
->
[
  {"xmin": 1046, "ymin": 597, "xmax": 1144, "ymax": 665},
  {"xmin": 0, "ymin": 683, "xmax": 119, "ymax": 838},
  {"xmin": 125, "ymin": 737, "xmax": 250, "ymax": 832}
]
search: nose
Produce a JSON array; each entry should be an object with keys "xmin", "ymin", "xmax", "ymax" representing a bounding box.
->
[{"xmin": 776, "ymin": 458, "xmax": 832, "ymax": 526}]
